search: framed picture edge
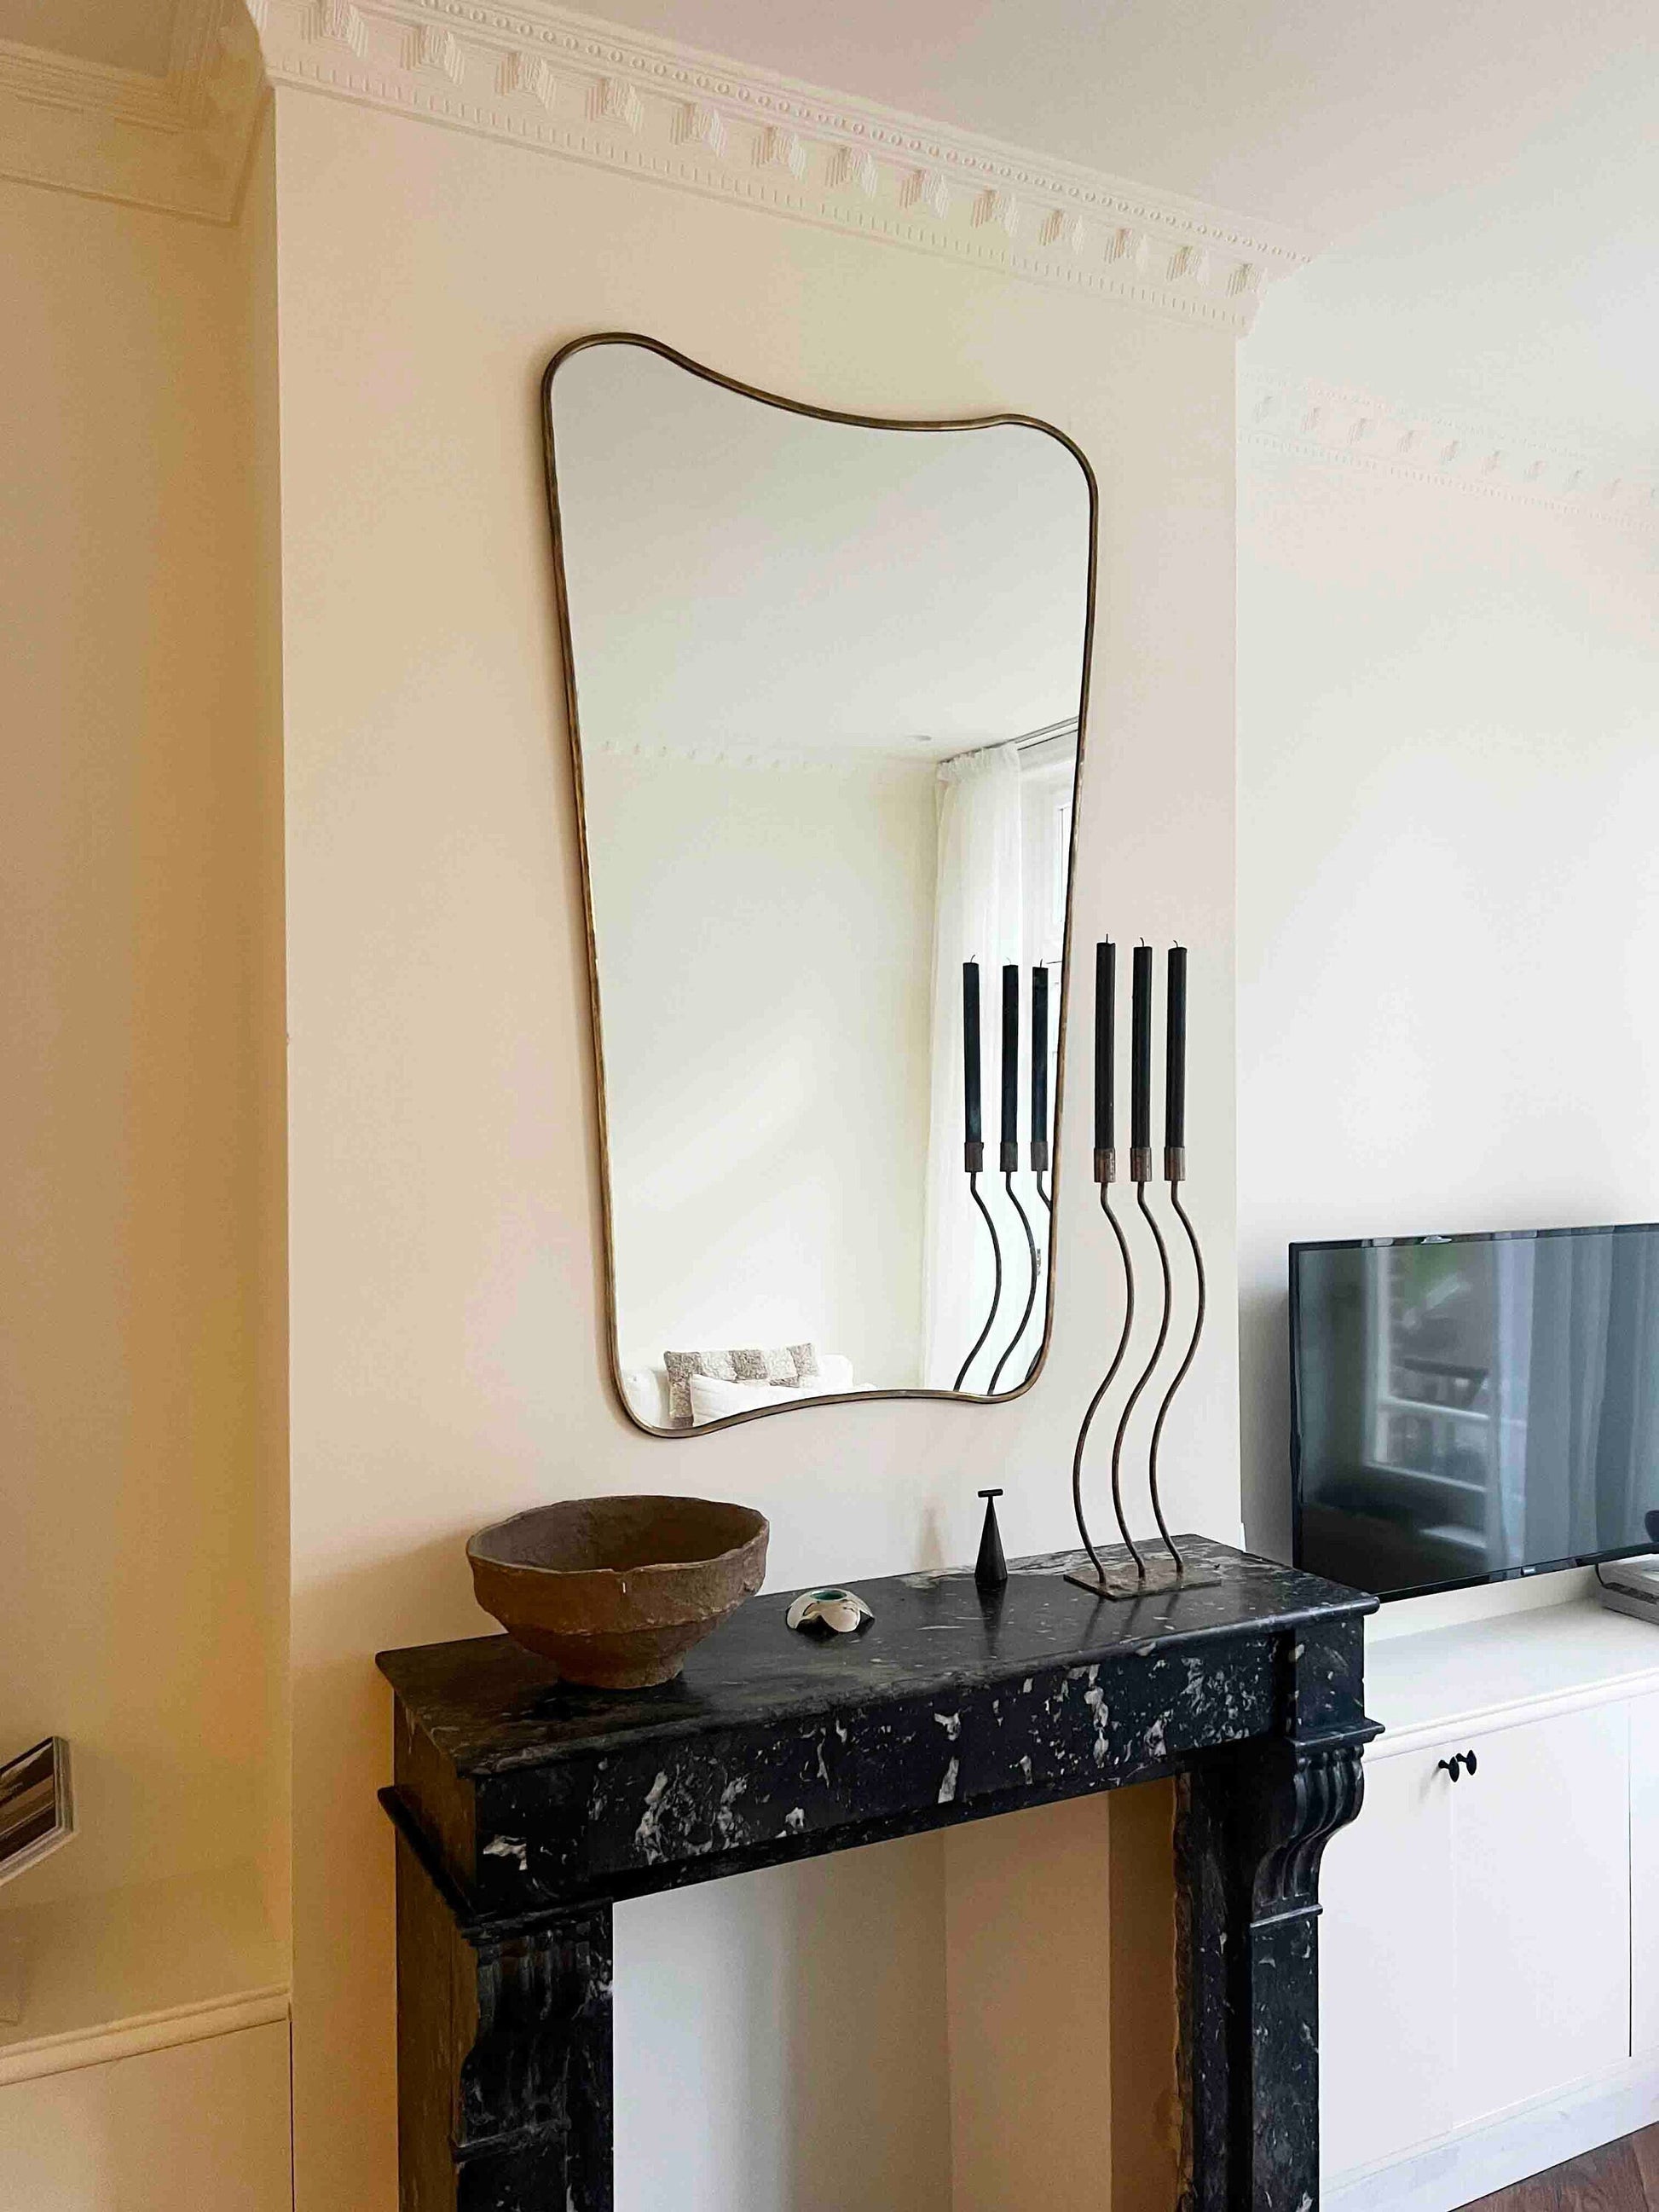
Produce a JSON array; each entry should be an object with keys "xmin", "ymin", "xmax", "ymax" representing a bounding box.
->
[{"xmin": 0, "ymin": 1736, "xmax": 75, "ymax": 1890}]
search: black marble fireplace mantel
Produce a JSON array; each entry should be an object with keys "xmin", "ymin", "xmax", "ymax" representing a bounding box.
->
[{"xmin": 378, "ymin": 1535, "xmax": 1379, "ymax": 2211}]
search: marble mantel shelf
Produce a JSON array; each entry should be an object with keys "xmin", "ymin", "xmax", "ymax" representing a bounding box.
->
[{"xmin": 378, "ymin": 1536, "xmax": 1380, "ymax": 2211}]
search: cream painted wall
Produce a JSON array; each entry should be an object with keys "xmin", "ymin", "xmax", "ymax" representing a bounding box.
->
[
  {"xmin": 271, "ymin": 85, "xmax": 1240, "ymax": 2211},
  {"xmin": 242, "ymin": 104, "xmax": 292, "ymax": 1962},
  {"xmin": 1238, "ymin": 442, "xmax": 1659, "ymax": 1571},
  {"xmin": 0, "ymin": 159, "xmax": 286, "ymax": 1925},
  {"xmin": 0, "ymin": 2019, "xmax": 292, "ymax": 2212},
  {"xmin": 617, "ymin": 1831, "xmax": 951, "ymax": 2209},
  {"xmin": 584, "ymin": 748, "xmax": 937, "ymax": 1390},
  {"xmin": 945, "ymin": 1787, "xmax": 1178, "ymax": 2212}
]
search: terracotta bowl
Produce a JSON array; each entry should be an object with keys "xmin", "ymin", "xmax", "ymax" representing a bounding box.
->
[{"xmin": 466, "ymin": 1495, "xmax": 770, "ymax": 1689}]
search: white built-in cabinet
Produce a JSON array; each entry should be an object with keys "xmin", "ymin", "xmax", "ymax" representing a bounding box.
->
[
  {"xmin": 1321, "ymin": 1603, "xmax": 1659, "ymax": 2212},
  {"xmin": 1321, "ymin": 1747, "xmax": 1459, "ymax": 2174},
  {"xmin": 1632, "ymin": 1694, "xmax": 1659, "ymax": 2058},
  {"xmin": 1453, "ymin": 1706, "xmax": 1628, "ymax": 2121}
]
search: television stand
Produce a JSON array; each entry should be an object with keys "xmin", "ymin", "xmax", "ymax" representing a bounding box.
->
[{"xmin": 1321, "ymin": 1584, "xmax": 1659, "ymax": 2212}]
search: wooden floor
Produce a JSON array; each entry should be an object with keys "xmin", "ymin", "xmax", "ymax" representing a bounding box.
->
[{"xmin": 1463, "ymin": 2127, "xmax": 1659, "ymax": 2209}]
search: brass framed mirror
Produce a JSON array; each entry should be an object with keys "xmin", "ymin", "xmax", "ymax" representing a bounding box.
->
[{"xmin": 542, "ymin": 335, "xmax": 1097, "ymax": 1435}]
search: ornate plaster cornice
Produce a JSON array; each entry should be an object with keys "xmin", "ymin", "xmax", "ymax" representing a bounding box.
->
[
  {"xmin": 0, "ymin": 0, "xmax": 267, "ymax": 222},
  {"xmin": 1242, "ymin": 367, "xmax": 1659, "ymax": 534},
  {"xmin": 247, "ymin": 0, "xmax": 1310, "ymax": 332}
]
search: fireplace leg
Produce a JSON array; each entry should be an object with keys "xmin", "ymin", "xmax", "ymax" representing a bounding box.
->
[
  {"xmin": 394, "ymin": 1830, "xmax": 613, "ymax": 2212},
  {"xmin": 1176, "ymin": 1734, "xmax": 1369, "ymax": 2211}
]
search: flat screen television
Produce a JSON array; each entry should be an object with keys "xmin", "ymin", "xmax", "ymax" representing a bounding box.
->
[{"xmin": 1291, "ymin": 1222, "xmax": 1659, "ymax": 1600}]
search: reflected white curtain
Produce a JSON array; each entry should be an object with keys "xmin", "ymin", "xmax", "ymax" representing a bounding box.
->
[
  {"xmin": 1522, "ymin": 1235, "xmax": 1612, "ymax": 1562},
  {"xmin": 1492, "ymin": 1239, "xmax": 1535, "ymax": 1562},
  {"xmin": 1600, "ymin": 1235, "xmax": 1659, "ymax": 1547},
  {"xmin": 922, "ymin": 743, "xmax": 1024, "ymax": 1389}
]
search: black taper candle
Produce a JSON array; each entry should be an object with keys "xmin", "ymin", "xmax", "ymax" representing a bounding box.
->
[
  {"xmin": 1000, "ymin": 963, "xmax": 1020, "ymax": 1168},
  {"xmin": 962, "ymin": 962, "xmax": 983, "ymax": 1164},
  {"xmin": 1096, "ymin": 942, "xmax": 1124, "ymax": 1185},
  {"xmin": 1130, "ymin": 944, "xmax": 1153, "ymax": 1161},
  {"xmin": 1030, "ymin": 965, "xmax": 1049, "ymax": 1170},
  {"xmin": 1094, "ymin": 941, "xmax": 1114, "ymax": 1165},
  {"xmin": 1165, "ymin": 945, "xmax": 1188, "ymax": 1154}
]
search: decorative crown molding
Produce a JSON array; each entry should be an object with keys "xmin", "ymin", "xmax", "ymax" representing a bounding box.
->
[
  {"xmin": 0, "ymin": 0, "xmax": 267, "ymax": 222},
  {"xmin": 248, "ymin": 0, "xmax": 1310, "ymax": 332},
  {"xmin": 1242, "ymin": 367, "xmax": 1659, "ymax": 534}
]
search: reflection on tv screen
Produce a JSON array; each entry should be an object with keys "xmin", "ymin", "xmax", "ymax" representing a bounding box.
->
[{"xmin": 1292, "ymin": 1227, "xmax": 1659, "ymax": 1597}]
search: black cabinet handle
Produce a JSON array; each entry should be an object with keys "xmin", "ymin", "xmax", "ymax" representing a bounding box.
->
[
  {"xmin": 1463, "ymin": 1747, "xmax": 1477, "ymax": 1776},
  {"xmin": 1438, "ymin": 1755, "xmax": 1463, "ymax": 1782}
]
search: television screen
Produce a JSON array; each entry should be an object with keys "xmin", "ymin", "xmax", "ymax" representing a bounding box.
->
[{"xmin": 1292, "ymin": 1224, "xmax": 1659, "ymax": 1599}]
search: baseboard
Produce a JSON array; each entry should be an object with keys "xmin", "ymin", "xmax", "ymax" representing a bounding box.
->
[
  {"xmin": 0, "ymin": 1864, "xmax": 289, "ymax": 2087},
  {"xmin": 0, "ymin": 1983, "xmax": 292, "ymax": 2087},
  {"xmin": 1327, "ymin": 2055, "xmax": 1659, "ymax": 2212}
]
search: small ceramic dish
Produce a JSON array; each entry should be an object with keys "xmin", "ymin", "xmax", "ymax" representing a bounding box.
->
[{"xmin": 785, "ymin": 1587, "xmax": 874, "ymax": 1637}]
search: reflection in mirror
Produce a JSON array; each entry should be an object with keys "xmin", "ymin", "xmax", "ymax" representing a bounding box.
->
[{"xmin": 546, "ymin": 338, "xmax": 1094, "ymax": 1431}]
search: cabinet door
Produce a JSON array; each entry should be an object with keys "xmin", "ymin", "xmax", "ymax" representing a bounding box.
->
[
  {"xmin": 1454, "ymin": 1703, "xmax": 1629, "ymax": 2124},
  {"xmin": 1321, "ymin": 1747, "xmax": 1459, "ymax": 2176},
  {"xmin": 1631, "ymin": 1693, "xmax": 1659, "ymax": 2053}
]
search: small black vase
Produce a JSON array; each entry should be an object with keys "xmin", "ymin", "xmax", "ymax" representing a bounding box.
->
[{"xmin": 975, "ymin": 1488, "xmax": 1008, "ymax": 1592}]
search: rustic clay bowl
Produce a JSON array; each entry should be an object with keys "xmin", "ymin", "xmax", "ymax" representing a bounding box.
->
[{"xmin": 466, "ymin": 1496, "xmax": 770, "ymax": 1689}]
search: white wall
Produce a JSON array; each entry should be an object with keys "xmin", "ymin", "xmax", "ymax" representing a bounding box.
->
[
  {"xmin": 271, "ymin": 84, "xmax": 1240, "ymax": 2212},
  {"xmin": 584, "ymin": 747, "xmax": 937, "ymax": 1389},
  {"xmin": 1238, "ymin": 437, "xmax": 1659, "ymax": 1566},
  {"xmin": 617, "ymin": 1832, "xmax": 951, "ymax": 2210}
]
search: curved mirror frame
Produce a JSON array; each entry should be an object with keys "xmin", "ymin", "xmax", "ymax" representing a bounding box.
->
[{"xmin": 541, "ymin": 333, "xmax": 1098, "ymax": 1435}]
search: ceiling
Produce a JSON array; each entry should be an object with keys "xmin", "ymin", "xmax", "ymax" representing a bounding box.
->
[
  {"xmin": 1246, "ymin": 49, "xmax": 1659, "ymax": 460},
  {"xmin": 575, "ymin": 0, "xmax": 1659, "ymax": 463},
  {"xmin": 0, "ymin": 0, "xmax": 178, "ymax": 75}
]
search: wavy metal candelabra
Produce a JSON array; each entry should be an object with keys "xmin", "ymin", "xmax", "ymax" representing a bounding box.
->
[
  {"xmin": 1021, "ymin": 1176, "xmax": 1057, "ymax": 1380},
  {"xmin": 1022, "ymin": 1150, "xmax": 1053, "ymax": 1388},
  {"xmin": 987, "ymin": 1155, "xmax": 1040, "ymax": 1395},
  {"xmin": 1067, "ymin": 1146, "xmax": 1138, "ymax": 1585},
  {"xmin": 1147, "ymin": 1158, "xmax": 1207, "ymax": 1563},
  {"xmin": 952, "ymin": 1147, "xmax": 1004, "ymax": 1394},
  {"xmin": 1067, "ymin": 1143, "xmax": 1217, "ymax": 1600}
]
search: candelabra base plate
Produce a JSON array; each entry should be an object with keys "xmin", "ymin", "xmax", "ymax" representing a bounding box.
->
[{"xmin": 1065, "ymin": 1560, "xmax": 1224, "ymax": 1601}]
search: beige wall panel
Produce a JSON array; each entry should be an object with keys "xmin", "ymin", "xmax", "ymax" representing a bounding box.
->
[
  {"xmin": 0, "ymin": 161, "xmax": 286, "ymax": 1918},
  {"xmin": 944, "ymin": 1784, "xmax": 1177, "ymax": 2212},
  {"xmin": 0, "ymin": 2022, "xmax": 292, "ymax": 2212}
]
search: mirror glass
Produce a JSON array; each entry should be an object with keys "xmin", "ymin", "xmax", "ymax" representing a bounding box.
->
[{"xmin": 547, "ymin": 337, "xmax": 1094, "ymax": 1431}]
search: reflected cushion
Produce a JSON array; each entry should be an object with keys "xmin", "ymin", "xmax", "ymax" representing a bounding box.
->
[
  {"xmin": 664, "ymin": 1342, "xmax": 820, "ymax": 1426},
  {"xmin": 688, "ymin": 1371, "xmax": 831, "ymax": 1425}
]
